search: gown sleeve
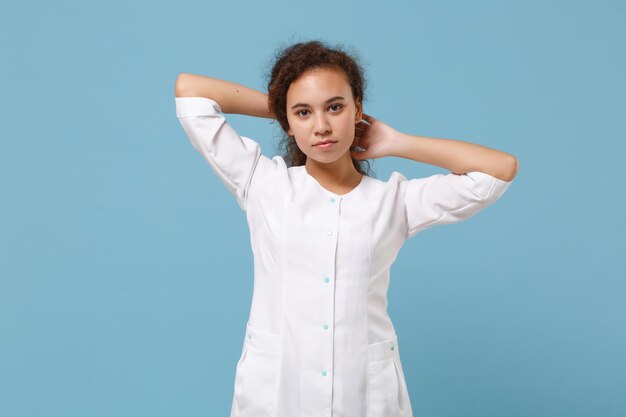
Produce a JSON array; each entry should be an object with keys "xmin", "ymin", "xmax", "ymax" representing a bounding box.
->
[
  {"xmin": 401, "ymin": 170, "xmax": 513, "ymax": 239},
  {"xmin": 175, "ymin": 96, "xmax": 276, "ymax": 211}
]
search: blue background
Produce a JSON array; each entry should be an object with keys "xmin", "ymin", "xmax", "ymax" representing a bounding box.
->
[{"xmin": 1, "ymin": 0, "xmax": 624, "ymax": 416}]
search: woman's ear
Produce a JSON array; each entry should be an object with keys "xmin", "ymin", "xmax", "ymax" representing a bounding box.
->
[{"xmin": 354, "ymin": 97, "xmax": 363, "ymax": 122}]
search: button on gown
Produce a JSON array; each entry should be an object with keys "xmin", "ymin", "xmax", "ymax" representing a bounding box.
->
[{"xmin": 175, "ymin": 97, "xmax": 513, "ymax": 417}]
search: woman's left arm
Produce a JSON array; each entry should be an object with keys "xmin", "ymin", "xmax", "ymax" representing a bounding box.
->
[
  {"xmin": 352, "ymin": 114, "xmax": 519, "ymax": 182},
  {"xmin": 391, "ymin": 132, "xmax": 519, "ymax": 182}
]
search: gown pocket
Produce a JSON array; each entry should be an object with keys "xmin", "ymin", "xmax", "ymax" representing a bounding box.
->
[
  {"xmin": 367, "ymin": 335, "xmax": 412, "ymax": 417},
  {"xmin": 234, "ymin": 322, "xmax": 281, "ymax": 417}
]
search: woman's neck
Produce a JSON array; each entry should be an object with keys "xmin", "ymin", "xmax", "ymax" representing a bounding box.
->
[{"xmin": 305, "ymin": 156, "xmax": 362, "ymax": 190}]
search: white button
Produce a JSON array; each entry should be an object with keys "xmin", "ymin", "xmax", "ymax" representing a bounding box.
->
[{"xmin": 327, "ymin": 230, "xmax": 333, "ymax": 236}]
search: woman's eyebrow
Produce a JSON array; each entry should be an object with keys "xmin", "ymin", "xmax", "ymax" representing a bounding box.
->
[{"xmin": 291, "ymin": 96, "xmax": 345, "ymax": 110}]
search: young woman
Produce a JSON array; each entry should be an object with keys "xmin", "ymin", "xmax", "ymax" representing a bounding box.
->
[{"xmin": 175, "ymin": 40, "xmax": 518, "ymax": 417}]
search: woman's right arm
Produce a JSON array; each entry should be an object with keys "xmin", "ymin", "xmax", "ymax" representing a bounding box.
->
[{"xmin": 175, "ymin": 73, "xmax": 275, "ymax": 119}]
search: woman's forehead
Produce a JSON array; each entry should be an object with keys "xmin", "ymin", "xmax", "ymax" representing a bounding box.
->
[{"xmin": 287, "ymin": 69, "xmax": 352, "ymax": 105}]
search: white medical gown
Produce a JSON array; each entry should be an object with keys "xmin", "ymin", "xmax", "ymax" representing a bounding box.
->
[{"xmin": 175, "ymin": 96, "xmax": 513, "ymax": 417}]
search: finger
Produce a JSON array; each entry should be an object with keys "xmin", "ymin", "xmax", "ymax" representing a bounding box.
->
[
  {"xmin": 350, "ymin": 149, "xmax": 363, "ymax": 159},
  {"xmin": 350, "ymin": 149, "xmax": 368, "ymax": 160},
  {"xmin": 362, "ymin": 113, "xmax": 376, "ymax": 122}
]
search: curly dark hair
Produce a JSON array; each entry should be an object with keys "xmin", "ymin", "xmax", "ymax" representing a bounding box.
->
[{"xmin": 264, "ymin": 39, "xmax": 375, "ymax": 177}]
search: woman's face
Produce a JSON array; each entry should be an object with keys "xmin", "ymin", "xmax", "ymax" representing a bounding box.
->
[{"xmin": 286, "ymin": 67, "xmax": 362, "ymax": 164}]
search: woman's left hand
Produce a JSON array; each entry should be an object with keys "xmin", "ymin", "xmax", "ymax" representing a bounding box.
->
[{"xmin": 351, "ymin": 113, "xmax": 401, "ymax": 160}]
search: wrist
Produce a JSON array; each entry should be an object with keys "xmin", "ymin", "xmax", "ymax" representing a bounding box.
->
[{"xmin": 387, "ymin": 131, "xmax": 412, "ymax": 158}]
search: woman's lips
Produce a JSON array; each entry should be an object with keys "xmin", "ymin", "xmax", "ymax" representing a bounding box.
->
[{"xmin": 314, "ymin": 141, "xmax": 337, "ymax": 149}]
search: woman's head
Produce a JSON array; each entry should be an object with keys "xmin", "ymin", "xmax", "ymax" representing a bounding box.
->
[{"xmin": 266, "ymin": 40, "xmax": 374, "ymax": 177}]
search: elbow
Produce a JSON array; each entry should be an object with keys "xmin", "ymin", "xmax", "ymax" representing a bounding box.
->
[
  {"xmin": 488, "ymin": 155, "xmax": 519, "ymax": 182},
  {"xmin": 502, "ymin": 156, "xmax": 519, "ymax": 182},
  {"xmin": 175, "ymin": 73, "xmax": 193, "ymax": 97}
]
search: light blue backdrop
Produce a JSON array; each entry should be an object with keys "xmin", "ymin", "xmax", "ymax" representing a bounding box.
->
[{"xmin": 1, "ymin": 0, "xmax": 624, "ymax": 416}]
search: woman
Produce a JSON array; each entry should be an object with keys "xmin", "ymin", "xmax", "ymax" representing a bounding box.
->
[{"xmin": 175, "ymin": 40, "xmax": 518, "ymax": 417}]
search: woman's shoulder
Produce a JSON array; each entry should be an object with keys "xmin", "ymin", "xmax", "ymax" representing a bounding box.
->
[{"xmin": 365, "ymin": 170, "xmax": 408, "ymax": 189}]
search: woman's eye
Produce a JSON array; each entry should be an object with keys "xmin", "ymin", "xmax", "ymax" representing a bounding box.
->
[{"xmin": 296, "ymin": 104, "xmax": 342, "ymax": 117}]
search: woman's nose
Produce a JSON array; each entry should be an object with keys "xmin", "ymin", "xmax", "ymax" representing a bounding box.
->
[{"xmin": 315, "ymin": 114, "xmax": 331, "ymax": 134}]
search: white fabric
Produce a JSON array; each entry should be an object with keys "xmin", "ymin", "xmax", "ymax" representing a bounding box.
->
[{"xmin": 176, "ymin": 96, "xmax": 513, "ymax": 417}]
